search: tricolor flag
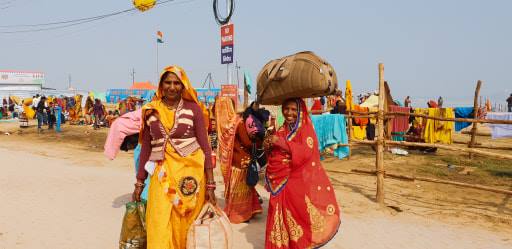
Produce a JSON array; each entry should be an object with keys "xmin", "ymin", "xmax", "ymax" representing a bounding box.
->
[{"xmin": 157, "ymin": 31, "xmax": 164, "ymax": 43}]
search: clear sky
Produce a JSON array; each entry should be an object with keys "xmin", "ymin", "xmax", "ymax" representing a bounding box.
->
[{"xmin": 1, "ymin": 0, "xmax": 511, "ymax": 107}]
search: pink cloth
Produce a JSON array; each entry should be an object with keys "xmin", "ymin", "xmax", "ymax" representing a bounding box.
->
[{"xmin": 104, "ymin": 110, "xmax": 142, "ymax": 160}]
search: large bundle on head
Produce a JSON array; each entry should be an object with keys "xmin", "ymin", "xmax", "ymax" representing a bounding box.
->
[{"xmin": 256, "ymin": 51, "xmax": 338, "ymax": 105}]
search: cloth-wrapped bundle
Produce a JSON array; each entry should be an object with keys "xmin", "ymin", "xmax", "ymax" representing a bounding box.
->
[{"xmin": 257, "ymin": 51, "xmax": 338, "ymax": 105}]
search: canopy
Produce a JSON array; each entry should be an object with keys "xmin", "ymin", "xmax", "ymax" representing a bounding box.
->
[
  {"xmin": 360, "ymin": 94, "xmax": 379, "ymax": 108},
  {"xmin": 130, "ymin": 81, "xmax": 157, "ymax": 90},
  {"xmin": 89, "ymin": 91, "xmax": 107, "ymax": 103}
]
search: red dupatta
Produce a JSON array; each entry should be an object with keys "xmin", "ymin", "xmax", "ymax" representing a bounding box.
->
[{"xmin": 265, "ymin": 98, "xmax": 341, "ymax": 249}]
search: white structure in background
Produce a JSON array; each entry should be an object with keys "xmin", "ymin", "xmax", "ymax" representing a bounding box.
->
[{"xmin": 0, "ymin": 70, "xmax": 44, "ymax": 99}]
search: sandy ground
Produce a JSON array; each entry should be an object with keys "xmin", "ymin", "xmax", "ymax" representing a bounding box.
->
[{"xmin": 1, "ymin": 122, "xmax": 512, "ymax": 248}]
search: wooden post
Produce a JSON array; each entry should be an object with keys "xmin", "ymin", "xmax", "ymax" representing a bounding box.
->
[
  {"xmin": 347, "ymin": 110, "xmax": 352, "ymax": 159},
  {"xmin": 376, "ymin": 63, "xmax": 385, "ymax": 205},
  {"xmin": 469, "ymin": 80, "xmax": 482, "ymax": 159}
]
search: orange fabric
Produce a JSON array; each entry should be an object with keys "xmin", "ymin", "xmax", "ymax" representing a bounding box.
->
[
  {"xmin": 223, "ymin": 123, "xmax": 263, "ymax": 223},
  {"xmin": 215, "ymin": 97, "xmax": 240, "ymax": 187},
  {"xmin": 353, "ymin": 105, "xmax": 369, "ymax": 126}
]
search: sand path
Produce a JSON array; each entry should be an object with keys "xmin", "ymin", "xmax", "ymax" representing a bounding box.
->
[{"xmin": 1, "ymin": 143, "xmax": 511, "ymax": 248}]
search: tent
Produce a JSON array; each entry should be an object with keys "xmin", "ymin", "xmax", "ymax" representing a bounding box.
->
[
  {"xmin": 89, "ymin": 91, "xmax": 107, "ymax": 103},
  {"xmin": 360, "ymin": 95, "xmax": 379, "ymax": 108},
  {"xmin": 130, "ymin": 81, "xmax": 157, "ymax": 90}
]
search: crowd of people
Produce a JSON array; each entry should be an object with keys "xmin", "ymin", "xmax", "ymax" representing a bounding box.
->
[{"xmin": 0, "ymin": 93, "xmax": 152, "ymax": 132}]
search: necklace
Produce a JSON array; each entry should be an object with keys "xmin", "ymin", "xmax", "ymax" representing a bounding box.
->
[{"xmin": 163, "ymin": 99, "xmax": 178, "ymax": 110}]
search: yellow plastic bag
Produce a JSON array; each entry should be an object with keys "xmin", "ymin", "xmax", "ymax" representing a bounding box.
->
[{"xmin": 119, "ymin": 201, "xmax": 146, "ymax": 249}]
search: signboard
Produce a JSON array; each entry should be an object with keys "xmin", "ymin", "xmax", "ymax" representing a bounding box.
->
[
  {"xmin": 220, "ymin": 84, "xmax": 238, "ymax": 107},
  {"xmin": 220, "ymin": 23, "xmax": 234, "ymax": 64},
  {"xmin": 105, "ymin": 89, "xmax": 155, "ymax": 103},
  {"xmin": 0, "ymin": 70, "xmax": 45, "ymax": 85},
  {"xmin": 196, "ymin": 88, "xmax": 221, "ymax": 104}
]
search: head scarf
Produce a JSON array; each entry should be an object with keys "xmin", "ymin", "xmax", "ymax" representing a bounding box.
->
[
  {"xmin": 243, "ymin": 102, "xmax": 270, "ymax": 140},
  {"xmin": 282, "ymin": 98, "xmax": 310, "ymax": 141},
  {"xmin": 156, "ymin": 65, "xmax": 200, "ymax": 103},
  {"xmin": 143, "ymin": 65, "xmax": 209, "ymax": 131}
]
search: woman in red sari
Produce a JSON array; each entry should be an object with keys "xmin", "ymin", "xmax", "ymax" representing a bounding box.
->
[{"xmin": 264, "ymin": 98, "xmax": 341, "ymax": 248}]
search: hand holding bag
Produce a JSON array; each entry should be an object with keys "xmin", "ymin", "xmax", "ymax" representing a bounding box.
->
[
  {"xmin": 186, "ymin": 202, "xmax": 233, "ymax": 249},
  {"xmin": 119, "ymin": 201, "xmax": 147, "ymax": 249}
]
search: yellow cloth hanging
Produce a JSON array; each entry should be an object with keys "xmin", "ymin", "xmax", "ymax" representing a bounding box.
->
[
  {"xmin": 345, "ymin": 80, "xmax": 353, "ymax": 112},
  {"xmin": 369, "ymin": 107, "xmax": 378, "ymax": 124},
  {"xmin": 423, "ymin": 108, "xmax": 454, "ymax": 144},
  {"xmin": 352, "ymin": 126, "xmax": 366, "ymax": 140}
]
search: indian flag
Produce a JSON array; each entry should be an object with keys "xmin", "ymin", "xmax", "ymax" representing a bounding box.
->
[{"xmin": 157, "ymin": 31, "xmax": 163, "ymax": 43}]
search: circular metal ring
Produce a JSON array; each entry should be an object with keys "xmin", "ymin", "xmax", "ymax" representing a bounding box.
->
[{"xmin": 213, "ymin": 0, "xmax": 234, "ymax": 25}]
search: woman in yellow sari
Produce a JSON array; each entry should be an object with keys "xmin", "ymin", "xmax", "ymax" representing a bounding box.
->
[{"xmin": 132, "ymin": 66, "xmax": 216, "ymax": 249}]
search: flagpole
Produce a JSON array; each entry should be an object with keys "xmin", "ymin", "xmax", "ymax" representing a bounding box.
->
[{"xmin": 156, "ymin": 39, "xmax": 159, "ymax": 83}]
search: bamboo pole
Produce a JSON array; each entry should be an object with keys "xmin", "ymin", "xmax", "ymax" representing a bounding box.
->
[
  {"xmin": 351, "ymin": 110, "xmax": 379, "ymax": 115},
  {"xmin": 469, "ymin": 144, "xmax": 512, "ymax": 150},
  {"xmin": 469, "ymin": 80, "xmax": 482, "ymax": 159},
  {"xmin": 461, "ymin": 130, "xmax": 491, "ymax": 136},
  {"xmin": 376, "ymin": 63, "xmax": 385, "ymax": 205},
  {"xmin": 351, "ymin": 169, "xmax": 512, "ymax": 195},
  {"xmin": 386, "ymin": 112, "xmax": 512, "ymax": 125},
  {"xmin": 385, "ymin": 140, "xmax": 512, "ymax": 160},
  {"xmin": 453, "ymin": 140, "xmax": 512, "ymax": 150},
  {"xmin": 351, "ymin": 139, "xmax": 377, "ymax": 145},
  {"xmin": 345, "ymin": 115, "xmax": 376, "ymax": 119},
  {"xmin": 347, "ymin": 110, "xmax": 352, "ymax": 159}
]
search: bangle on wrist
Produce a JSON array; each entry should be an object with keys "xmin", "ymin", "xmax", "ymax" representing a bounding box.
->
[{"xmin": 134, "ymin": 182, "xmax": 145, "ymax": 188}]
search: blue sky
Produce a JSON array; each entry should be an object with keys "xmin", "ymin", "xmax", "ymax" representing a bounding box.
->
[{"xmin": 1, "ymin": 0, "xmax": 511, "ymax": 107}]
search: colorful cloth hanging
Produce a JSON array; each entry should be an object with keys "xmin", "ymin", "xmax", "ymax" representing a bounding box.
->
[
  {"xmin": 423, "ymin": 108, "xmax": 455, "ymax": 144},
  {"xmin": 487, "ymin": 112, "xmax": 512, "ymax": 139},
  {"xmin": 389, "ymin": 105, "xmax": 410, "ymax": 133},
  {"xmin": 311, "ymin": 114, "xmax": 350, "ymax": 159},
  {"xmin": 454, "ymin": 107, "xmax": 473, "ymax": 132}
]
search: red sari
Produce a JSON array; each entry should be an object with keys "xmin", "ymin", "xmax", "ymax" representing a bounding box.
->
[{"xmin": 265, "ymin": 99, "xmax": 340, "ymax": 249}]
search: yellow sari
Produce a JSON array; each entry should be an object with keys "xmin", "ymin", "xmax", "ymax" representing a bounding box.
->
[{"xmin": 143, "ymin": 66, "xmax": 208, "ymax": 249}]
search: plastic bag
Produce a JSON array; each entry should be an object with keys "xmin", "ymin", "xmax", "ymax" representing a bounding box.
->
[
  {"xmin": 187, "ymin": 202, "xmax": 233, "ymax": 249},
  {"xmin": 119, "ymin": 201, "xmax": 147, "ymax": 249}
]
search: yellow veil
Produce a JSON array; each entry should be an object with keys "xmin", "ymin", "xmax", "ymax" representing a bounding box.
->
[{"xmin": 143, "ymin": 65, "xmax": 209, "ymax": 131}]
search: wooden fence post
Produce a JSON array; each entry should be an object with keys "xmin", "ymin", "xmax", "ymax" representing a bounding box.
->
[
  {"xmin": 469, "ymin": 80, "xmax": 482, "ymax": 159},
  {"xmin": 376, "ymin": 63, "xmax": 385, "ymax": 205},
  {"xmin": 347, "ymin": 109, "xmax": 352, "ymax": 159}
]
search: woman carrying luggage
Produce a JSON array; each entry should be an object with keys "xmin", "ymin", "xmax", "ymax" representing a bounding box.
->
[
  {"xmin": 132, "ymin": 65, "xmax": 216, "ymax": 249},
  {"xmin": 263, "ymin": 98, "xmax": 341, "ymax": 249}
]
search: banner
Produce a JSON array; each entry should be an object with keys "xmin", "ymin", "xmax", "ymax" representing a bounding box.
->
[
  {"xmin": 0, "ymin": 70, "xmax": 45, "ymax": 85},
  {"xmin": 220, "ymin": 84, "xmax": 238, "ymax": 107},
  {"xmin": 220, "ymin": 23, "xmax": 234, "ymax": 64}
]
